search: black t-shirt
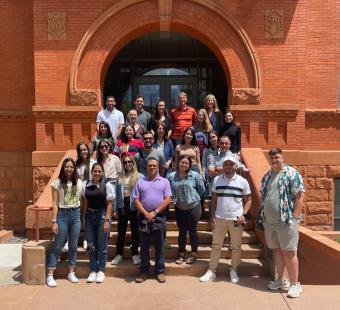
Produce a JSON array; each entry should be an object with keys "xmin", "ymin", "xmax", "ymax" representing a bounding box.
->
[{"xmin": 85, "ymin": 182, "xmax": 107, "ymax": 210}]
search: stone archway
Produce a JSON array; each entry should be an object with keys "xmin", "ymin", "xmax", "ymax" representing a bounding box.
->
[{"xmin": 69, "ymin": 0, "xmax": 262, "ymax": 107}]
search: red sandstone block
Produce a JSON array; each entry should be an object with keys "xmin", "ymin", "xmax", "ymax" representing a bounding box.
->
[
  {"xmin": 306, "ymin": 166, "xmax": 327, "ymax": 178},
  {"xmin": 305, "ymin": 202, "xmax": 332, "ymax": 215},
  {"xmin": 327, "ymin": 166, "xmax": 340, "ymax": 177},
  {"xmin": 305, "ymin": 189, "xmax": 329, "ymax": 202}
]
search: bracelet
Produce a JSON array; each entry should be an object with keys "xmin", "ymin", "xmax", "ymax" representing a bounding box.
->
[
  {"xmin": 51, "ymin": 219, "xmax": 57, "ymax": 223},
  {"xmin": 105, "ymin": 218, "xmax": 110, "ymax": 222}
]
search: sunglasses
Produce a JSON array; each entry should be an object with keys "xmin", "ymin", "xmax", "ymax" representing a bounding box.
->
[
  {"xmin": 143, "ymin": 137, "xmax": 153, "ymax": 140},
  {"xmin": 123, "ymin": 160, "xmax": 133, "ymax": 165},
  {"xmin": 100, "ymin": 145, "xmax": 109, "ymax": 149}
]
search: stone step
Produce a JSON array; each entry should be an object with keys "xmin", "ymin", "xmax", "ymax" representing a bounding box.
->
[
  {"xmin": 107, "ymin": 230, "xmax": 258, "ymax": 245},
  {"xmin": 61, "ymin": 243, "xmax": 264, "ymax": 260},
  {"xmin": 110, "ymin": 220, "xmax": 255, "ymax": 232},
  {"xmin": 54, "ymin": 258, "xmax": 269, "ymax": 278}
]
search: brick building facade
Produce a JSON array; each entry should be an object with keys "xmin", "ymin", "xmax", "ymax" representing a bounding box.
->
[{"xmin": 0, "ymin": 0, "xmax": 339, "ymax": 232}]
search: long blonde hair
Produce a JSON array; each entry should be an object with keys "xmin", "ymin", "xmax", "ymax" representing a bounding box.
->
[
  {"xmin": 203, "ymin": 94, "xmax": 220, "ymax": 112},
  {"xmin": 119, "ymin": 154, "xmax": 140, "ymax": 188},
  {"xmin": 196, "ymin": 109, "xmax": 213, "ymax": 133}
]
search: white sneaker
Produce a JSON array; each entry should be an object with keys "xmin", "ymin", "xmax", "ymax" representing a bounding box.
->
[
  {"xmin": 83, "ymin": 239, "xmax": 88, "ymax": 250},
  {"xmin": 229, "ymin": 269, "xmax": 239, "ymax": 284},
  {"xmin": 46, "ymin": 275, "xmax": 57, "ymax": 287},
  {"xmin": 67, "ymin": 272, "xmax": 79, "ymax": 283},
  {"xmin": 96, "ymin": 271, "xmax": 105, "ymax": 283},
  {"xmin": 287, "ymin": 282, "xmax": 302, "ymax": 298},
  {"xmin": 87, "ymin": 272, "xmax": 97, "ymax": 283},
  {"xmin": 111, "ymin": 254, "xmax": 123, "ymax": 265},
  {"xmin": 132, "ymin": 255, "xmax": 140, "ymax": 265},
  {"xmin": 61, "ymin": 241, "xmax": 69, "ymax": 253},
  {"xmin": 199, "ymin": 270, "xmax": 216, "ymax": 282},
  {"xmin": 268, "ymin": 278, "xmax": 290, "ymax": 290}
]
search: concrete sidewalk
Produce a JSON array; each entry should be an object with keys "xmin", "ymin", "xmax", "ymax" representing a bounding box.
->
[
  {"xmin": 1, "ymin": 275, "xmax": 339, "ymax": 310},
  {"xmin": 0, "ymin": 244, "xmax": 22, "ymax": 286}
]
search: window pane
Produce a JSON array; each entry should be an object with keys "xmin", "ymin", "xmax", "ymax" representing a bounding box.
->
[{"xmin": 138, "ymin": 85, "xmax": 160, "ymax": 109}]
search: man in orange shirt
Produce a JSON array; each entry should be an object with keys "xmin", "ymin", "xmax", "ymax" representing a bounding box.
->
[{"xmin": 170, "ymin": 91, "xmax": 197, "ymax": 147}]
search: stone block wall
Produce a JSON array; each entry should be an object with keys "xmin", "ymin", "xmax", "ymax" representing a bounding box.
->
[
  {"xmin": 269, "ymin": 151, "xmax": 340, "ymax": 231},
  {"xmin": 0, "ymin": 153, "xmax": 33, "ymax": 232}
]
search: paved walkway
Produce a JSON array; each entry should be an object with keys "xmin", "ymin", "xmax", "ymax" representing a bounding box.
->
[
  {"xmin": 1, "ymin": 275, "xmax": 339, "ymax": 310},
  {"xmin": 0, "ymin": 244, "xmax": 22, "ymax": 286}
]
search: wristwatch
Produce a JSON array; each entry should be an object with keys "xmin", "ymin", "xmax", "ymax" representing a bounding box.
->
[
  {"xmin": 105, "ymin": 218, "xmax": 110, "ymax": 222},
  {"xmin": 51, "ymin": 219, "xmax": 57, "ymax": 223},
  {"xmin": 153, "ymin": 209, "xmax": 159, "ymax": 215}
]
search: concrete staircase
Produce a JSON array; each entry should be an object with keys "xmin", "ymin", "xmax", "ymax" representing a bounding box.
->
[{"xmin": 56, "ymin": 202, "xmax": 269, "ymax": 278}]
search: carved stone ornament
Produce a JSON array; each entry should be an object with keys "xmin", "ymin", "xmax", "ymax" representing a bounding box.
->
[
  {"xmin": 47, "ymin": 12, "xmax": 66, "ymax": 40},
  {"xmin": 232, "ymin": 88, "xmax": 261, "ymax": 104},
  {"xmin": 33, "ymin": 167, "xmax": 55, "ymax": 201},
  {"xmin": 265, "ymin": 9, "xmax": 284, "ymax": 39},
  {"xmin": 70, "ymin": 89, "xmax": 98, "ymax": 106}
]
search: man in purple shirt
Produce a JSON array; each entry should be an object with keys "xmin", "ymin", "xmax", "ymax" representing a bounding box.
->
[{"xmin": 133, "ymin": 158, "xmax": 172, "ymax": 283}]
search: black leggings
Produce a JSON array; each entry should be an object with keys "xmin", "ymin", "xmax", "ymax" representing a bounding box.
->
[
  {"xmin": 116, "ymin": 197, "xmax": 139, "ymax": 256},
  {"xmin": 175, "ymin": 204, "xmax": 201, "ymax": 253}
]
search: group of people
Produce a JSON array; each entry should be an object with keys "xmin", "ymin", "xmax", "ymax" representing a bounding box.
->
[{"xmin": 46, "ymin": 92, "xmax": 305, "ymax": 299}]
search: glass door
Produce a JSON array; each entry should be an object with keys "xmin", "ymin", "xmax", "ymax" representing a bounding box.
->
[{"xmin": 134, "ymin": 75, "xmax": 197, "ymax": 112}]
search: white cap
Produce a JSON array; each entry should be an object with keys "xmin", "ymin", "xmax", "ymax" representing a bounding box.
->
[{"xmin": 222, "ymin": 155, "xmax": 238, "ymax": 164}]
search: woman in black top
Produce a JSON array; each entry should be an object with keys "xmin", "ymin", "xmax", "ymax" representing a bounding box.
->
[
  {"xmin": 150, "ymin": 100, "xmax": 172, "ymax": 137},
  {"xmin": 83, "ymin": 163, "xmax": 115, "ymax": 284},
  {"xmin": 219, "ymin": 111, "xmax": 241, "ymax": 154}
]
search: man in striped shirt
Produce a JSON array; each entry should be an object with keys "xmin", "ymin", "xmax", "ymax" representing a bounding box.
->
[{"xmin": 200, "ymin": 155, "xmax": 251, "ymax": 284}]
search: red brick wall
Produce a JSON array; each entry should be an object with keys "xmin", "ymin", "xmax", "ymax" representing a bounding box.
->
[
  {"xmin": 0, "ymin": 0, "xmax": 34, "ymax": 151},
  {"xmin": 1, "ymin": 0, "xmax": 340, "ymax": 230}
]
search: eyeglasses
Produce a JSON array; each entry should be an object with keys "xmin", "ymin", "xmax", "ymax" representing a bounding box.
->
[
  {"xmin": 143, "ymin": 137, "xmax": 153, "ymax": 140},
  {"xmin": 107, "ymin": 100, "xmax": 114, "ymax": 102},
  {"xmin": 123, "ymin": 160, "xmax": 133, "ymax": 165},
  {"xmin": 100, "ymin": 145, "xmax": 109, "ymax": 149}
]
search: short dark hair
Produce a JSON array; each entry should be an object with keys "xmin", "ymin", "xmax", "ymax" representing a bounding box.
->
[
  {"xmin": 143, "ymin": 131, "xmax": 154, "ymax": 138},
  {"xmin": 268, "ymin": 148, "xmax": 283, "ymax": 156},
  {"xmin": 106, "ymin": 96, "xmax": 115, "ymax": 102},
  {"xmin": 135, "ymin": 95, "xmax": 144, "ymax": 101}
]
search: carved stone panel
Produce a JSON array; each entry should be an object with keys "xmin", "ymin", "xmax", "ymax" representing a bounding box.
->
[
  {"xmin": 70, "ymin": 89, "xmax": 98, "ymax": 106},
  {"xmin": 33, "ymin": 167, "xmax": 55, "ymax": 201},
  {"xmin": 265, "ymin": 9, "xmax": 284, "ymax": 39},
  {"xmin": 47, "ymin": 12, "xmax": 66, "ymax": 40},
  {"xmin": 232, "ymin": 88, "xmax": 261, "ymax": 104}
]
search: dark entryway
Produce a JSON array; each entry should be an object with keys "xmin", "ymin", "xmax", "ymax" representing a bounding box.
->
[{"xmin": 104, "ymin": 32, "xmax": 227, "ymax": 114}]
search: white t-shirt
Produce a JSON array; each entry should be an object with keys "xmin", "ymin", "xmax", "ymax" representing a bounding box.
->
[
  {"xmin": 51, "ymin": 179, "xmax": 83, "ymax": 209},
  {"xmin": 96, "ymin": 108, "xmax": 124, "ymax": 137},
  {"xmin": 212, "ymin": 173, "xmax": 251, "ymax": 220},
  {"xmin": 76, "ymin": 158, "xmax": 96, "ymax": 181}
]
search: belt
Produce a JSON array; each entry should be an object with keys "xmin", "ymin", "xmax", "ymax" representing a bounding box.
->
[{"xmin": 87, "ymin": 207, "xmax": 105, "ymax": 212}]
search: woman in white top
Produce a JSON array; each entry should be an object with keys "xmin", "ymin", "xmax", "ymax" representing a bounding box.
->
[
  {"xmin": 96, "ymin": 139, "xmax": 122, "ymax": 184},
  {"xmin": 46, "ymin": 157, "xmax": 83, "ymax": 287},
  {"xmin": 75, "ymin": 142, "xmax": 96, "ymax": 181}
]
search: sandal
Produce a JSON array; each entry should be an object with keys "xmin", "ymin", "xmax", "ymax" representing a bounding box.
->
[
  {"xmin": 175, "ymin": 253, "xmax": 186, "ymax": 265},
  {"xmin": 186, "ymin": 255, "xmax": 197, "ymax": 265}
]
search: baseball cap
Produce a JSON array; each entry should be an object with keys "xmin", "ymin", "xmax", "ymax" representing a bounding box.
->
[{"xmin": 222, "ymin": 155, "xmax": 238, "ymax": 164}]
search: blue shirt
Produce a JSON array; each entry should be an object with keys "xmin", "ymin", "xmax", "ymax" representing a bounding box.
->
[{"xmin": 167, "ymin": 170, "xmax": 205, "ymax": 206}]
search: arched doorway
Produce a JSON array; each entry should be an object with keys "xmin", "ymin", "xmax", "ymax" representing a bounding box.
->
[{"xmin": 103, "ymin": 32, "xmax": 227, "ymax": 114}]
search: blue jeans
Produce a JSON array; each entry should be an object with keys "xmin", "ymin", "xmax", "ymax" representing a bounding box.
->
[
  {"xmin": 48, "ymin": 207, "xmax": 81, "ymax": 270},
  {"xmin": 139, "ymin": 214, "xmax": 166, "ymax": 275},
  {"xmin": 85, "ymin": 208, "xmax": 110, "ymax": 272}
]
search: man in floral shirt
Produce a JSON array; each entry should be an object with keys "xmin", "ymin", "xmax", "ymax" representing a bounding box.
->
[{"xmin": 258, "ymin": 148, "xmax": 304, "ymax": 298}]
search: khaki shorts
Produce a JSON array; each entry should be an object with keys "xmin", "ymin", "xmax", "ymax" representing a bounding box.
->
[{"xmin": 263, "ymin": 221, "xmax": 299, "ymax": 251}]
